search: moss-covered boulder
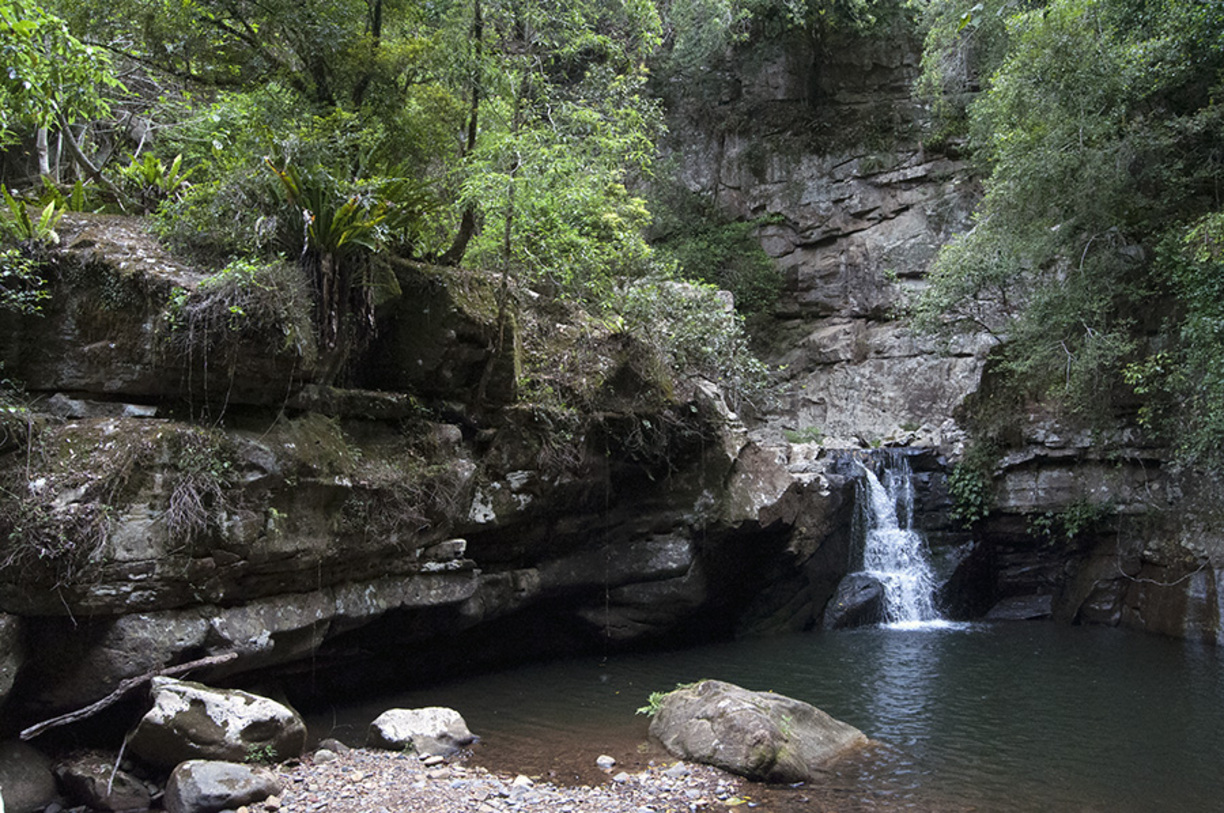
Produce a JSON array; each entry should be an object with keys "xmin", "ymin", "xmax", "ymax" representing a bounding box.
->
[{"xmin": 647, "ymin": 679, "xmax": 867, "ymax": 783}]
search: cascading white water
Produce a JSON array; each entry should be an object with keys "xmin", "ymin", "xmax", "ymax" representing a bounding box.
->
[{"xmin": 857, "ymin": 455, "xmax": 943, "ymax": 628}]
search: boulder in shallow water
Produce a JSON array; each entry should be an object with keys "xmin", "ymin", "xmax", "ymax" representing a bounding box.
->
[
  {"xmin": 647, "ymin": 679, "xmax": 868, "ymax": 783},
  {"xmin": 128, "ymin": 678, "xmax": 306, "ymax": 769},
  {"xmin": 367, "ymin": 707, "xmax": 476, "ymax": 756},
  {"xmin": 164, "ymin": 760, "xmax": 281, "ymax": 813},
  {"xmin": 822, "ymin": 573, "xmax": 886, "ymax": 630}
]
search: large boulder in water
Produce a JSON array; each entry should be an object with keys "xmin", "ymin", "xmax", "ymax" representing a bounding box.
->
[
  {"xmin": 164, "ymin": 760, "xmax": 282, "ymax": 813},
  {"xmin": 822, "ymin": 573, "xmax": 886, "ymax": 630},
  {"xmin": 367, "ymin": 707, "xmax": 476, "ymax": 756},
  {"xmin": 647, "ymin": 680, "xmax": 868, "ymax": 783},
  {"xmin": 128, "ymin": 678, "xmax": 307, "ymax": 769}
]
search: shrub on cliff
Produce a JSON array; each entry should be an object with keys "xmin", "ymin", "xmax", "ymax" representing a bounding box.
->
[{"xmin": 914, "ymin": 0, "xmax": 1224, "ymax": 462}]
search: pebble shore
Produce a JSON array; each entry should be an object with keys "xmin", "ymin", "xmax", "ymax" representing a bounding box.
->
[{"xmin": 268, "ymin": 747, "xmax": 755, "ymax": 813}]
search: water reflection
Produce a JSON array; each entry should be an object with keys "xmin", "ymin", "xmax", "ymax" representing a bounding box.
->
[{"xmin": 307, "ymin": 624, "xmax": 1224, "ymax": 812}]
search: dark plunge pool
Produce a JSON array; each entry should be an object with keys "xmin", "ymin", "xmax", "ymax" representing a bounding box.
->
[{"xmin": 308, "ymin": 622, "xmax": 1224, "ymax": 812}]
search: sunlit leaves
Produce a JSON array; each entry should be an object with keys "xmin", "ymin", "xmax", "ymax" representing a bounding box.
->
[{"xmin": 0, "ymin": 1, "xmax": 123, "ymax": 142}]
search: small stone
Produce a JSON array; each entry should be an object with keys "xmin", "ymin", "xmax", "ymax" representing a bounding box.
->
[
  {"xmin": 313, "ymin": 749, "xmax": 338, "ymax": 764},
  {"xmin": 612, "ymin": 772, "xmax": 631, "ymax": 784},
  {"xmin": 422, "ymin": 755, "xmax": 446, "ymax": 767},
  {"xmin": 264, "ymin": 795, "xmax": 281, "ymax": 809},
  {"xmin": 349, "ymin": 771, "xmax": 365, "ymax": 783},
  {"xmin": 510, "ymin": 775, "xmax": 533, "ymax": 788},
  {"xmin": 595, "ymin": 755, "xmax": 616, "ymax": 770},
  {"xmin": 664, "ymin": 763, "xmax": 690, "ymax": 779},
  {"xmin": 317, "ymin": 739, "xmax": 351, "ymax": 755}
]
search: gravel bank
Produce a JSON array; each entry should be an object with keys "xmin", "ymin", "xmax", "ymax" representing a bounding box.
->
[{"xmin": 270, "ymin": 747, "xmax": 754, "ymax": 813}]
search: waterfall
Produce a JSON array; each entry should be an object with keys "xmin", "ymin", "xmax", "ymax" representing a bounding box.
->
[{"xmin": 856, "ymin": 454, "xmax": 944, "ymax": 628}]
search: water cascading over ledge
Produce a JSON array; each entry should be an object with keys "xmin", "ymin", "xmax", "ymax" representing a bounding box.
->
[
  {"xmin": 856, "ymin": 454, "xmax": 942, "ymax": 626},
  {"xmin": 822, "ymin": 450, "xmax": 958, "ymax": 630}
]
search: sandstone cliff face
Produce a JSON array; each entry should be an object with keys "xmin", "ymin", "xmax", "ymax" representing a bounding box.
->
[
  {"xmin": 0, "ymin": 214, "xmax": 859, "ymax": 722},
  {"xmin": 952, "ymin": 413, "xmax": 1224, "ymax": 643},
  {"xmin": 3, "ymin": 25, "xmax": 1222, "ymax": 731},
  {"xmin": 667, "ymin": 28, "xmax": 1224, "ymax": 645},
  {"xmin": 662, "ymin": 30, "xmax": 985, "ymax": 444}
]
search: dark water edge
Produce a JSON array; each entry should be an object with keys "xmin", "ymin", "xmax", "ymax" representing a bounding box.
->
[{"xmin": 306, "ymin": 622, "xmax": 1224, "ymax": 812}]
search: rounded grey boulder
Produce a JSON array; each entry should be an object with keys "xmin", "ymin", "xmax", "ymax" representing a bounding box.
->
[
  {"xmin": 128, "ymin": 677, "xmax": 307, "ymax": 769},
  {"xmin": 647, "ymin": 679, "xmax": 868, "ymax": 783},
  {"xmin": 0, "ymin": 741, "xmax": 57, "ymax": 813},
  {"xmin": 54, "ymin": 752, "xmax": 150, "ymax": 812},
  {"xmin": 367, "ymin": 707, "xmax": 475, "ymax": 756},
  {"xmin": 164, "ymin": 760, "xmax": 282, "ymax": 813}
]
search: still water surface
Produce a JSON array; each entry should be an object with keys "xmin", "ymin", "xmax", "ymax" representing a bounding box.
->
[{"xmin": 313, "ymin": 623, "xmax": 1224, "ymax": 811}]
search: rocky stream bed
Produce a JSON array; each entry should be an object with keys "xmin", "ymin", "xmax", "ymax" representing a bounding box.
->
[{"xmin": 258, "ymin": 744, "xmax": 968, "ymax": 813}]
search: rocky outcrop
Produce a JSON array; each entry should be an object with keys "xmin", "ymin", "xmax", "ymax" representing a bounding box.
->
[
  {"xmin": 647, "ymin": 680, "xmax": 868, "ymax": 782},
  {"xmin": 822, "ymin": 573, "xmax": 885, "ymax": 630},
  {"xmin": 164, "ymin": 761, "xmax": 282, "ymax": 813},
  {"xmin": 367, "ymin": 707, "xmax": 476, "ymax": 756},
  {"xmin": 127, "ymin": 678, "xmax": 306, "ymax": 769},
  {"xmin": 0, "ymin": 213, "xmax": 872, "ymax": 721},
  {"xmin": 665, "ymin": 31, "xmax": 985, "ymax": 444}
]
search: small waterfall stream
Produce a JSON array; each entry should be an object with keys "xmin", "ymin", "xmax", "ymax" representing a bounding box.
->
[{"xmin": 856, "ymin": 454, "xmax": 945, "ymax": 628}]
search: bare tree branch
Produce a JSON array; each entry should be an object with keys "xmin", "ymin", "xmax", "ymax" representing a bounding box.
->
[{"xmin": 20, "ymin": 651, "xmax": 239, "ymax": 741}]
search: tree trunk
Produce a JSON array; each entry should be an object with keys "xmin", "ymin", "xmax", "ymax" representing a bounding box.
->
[
  {"xmin": 437, "ymin": 0, "xmax": 483, "ymax": 267},
  {"xmin": 55, "ymin": 113, "xmax": 129, "ymax": 209},
  {"xmin": 352, "ymin": 0, "xmax": 383, "ymax": 107},
  {"xmin": 35, "ymin": 128, "xmax": 50, "ymax": 178}
]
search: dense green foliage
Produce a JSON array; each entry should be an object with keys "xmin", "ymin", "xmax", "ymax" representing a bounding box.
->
[
  {"xmin": 915, "ymin": 0, "xmax": 1224, "ymax": 464},
  {"xmin": 0, "ymin": 0, "xmax": 785, "ymax": 393},
  {"xmin": 0, "ymin": 0, "xmax": 122, "ymax": 142},
  {"xmin": 647, "ymin": 181, "xmax": 782, "ymax": 315}
]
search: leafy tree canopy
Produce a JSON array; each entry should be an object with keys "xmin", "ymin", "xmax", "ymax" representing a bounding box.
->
[
  {"xmin": 0, "ymin": 1, "xmax": 123, "ymax": 143},
  {"xmin": 915, "ymin": 0, "xmax": 1224, "ymax": 463}
]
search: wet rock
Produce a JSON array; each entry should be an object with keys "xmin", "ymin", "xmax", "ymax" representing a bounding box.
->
[
  {"xmin": 366, "ymin": 707, "xmax": 476, "ymax": 756},
  {"xmin": 822, "ymin": 573, "xmax": 885, "ymax": 629},
  {"xmin": 127, "ymin": 678, "xmax": 307, "ymax": 769},
  {"xmin": 0, "ymin": 741, "xmax": 57, "ymax": 813},
  {"xmin": 54, "ymin": 751, "xmax": 151, "ymax": 812},
  {"xmin": 164, "ymin": 760, "xmax": 281, "ymax": 813},
  {"xmin": 648, "ymin": 679, "xmax": 868, "ymax": 783},
  {"xmin": 984, "ymin": 594, "xmax": 1054, "ymax": 621}
]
